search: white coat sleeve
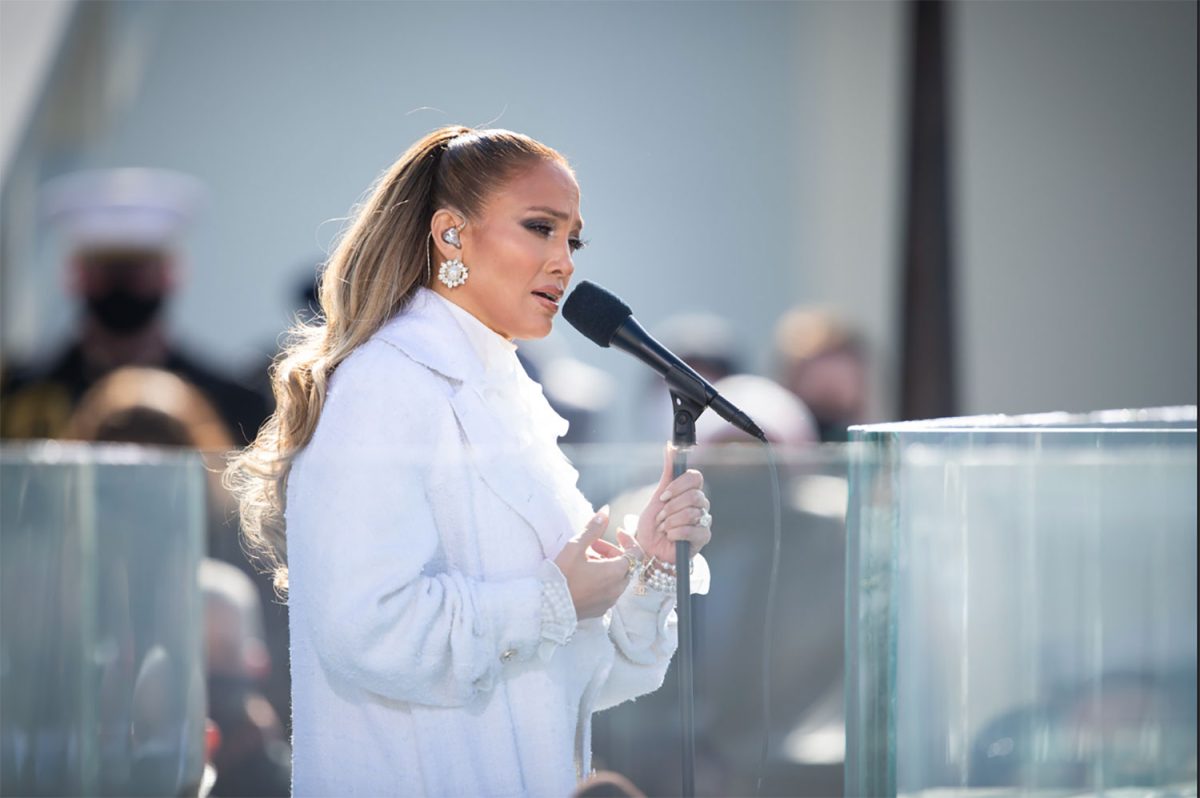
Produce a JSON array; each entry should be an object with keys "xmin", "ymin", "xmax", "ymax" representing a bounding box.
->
[{"xmin": 285, "ymin": 341, "xmax": 544, "ymax": 707}]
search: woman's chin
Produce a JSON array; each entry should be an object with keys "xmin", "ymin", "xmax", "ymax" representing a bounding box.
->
[{"xmin": 515, "ymin": 319, "xmax": 554, "ymax": 340}]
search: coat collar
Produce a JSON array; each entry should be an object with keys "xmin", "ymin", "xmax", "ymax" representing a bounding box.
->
[
  {"xmin": 374, "ymin": 289, "xmax": 575, "ymax": 558},
  {"xmin": 375, "ymin": 288, "xmax": 485, "ymax": 385}
]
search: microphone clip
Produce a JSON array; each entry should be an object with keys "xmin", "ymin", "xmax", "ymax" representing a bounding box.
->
[{"xmin": 670, "ymin": 390, "xmax": 705, "ymax": 448}]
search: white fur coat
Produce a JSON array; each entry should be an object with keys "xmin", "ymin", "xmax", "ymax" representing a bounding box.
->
[{"xmin": 286, "ymin": 290, "xmax": 690, "ymax": 797}]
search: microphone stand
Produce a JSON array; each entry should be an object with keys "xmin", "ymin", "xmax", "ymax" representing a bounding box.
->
[{"xmin": 669, "ymin": 390, "xmax": 702, "ymax": 798}]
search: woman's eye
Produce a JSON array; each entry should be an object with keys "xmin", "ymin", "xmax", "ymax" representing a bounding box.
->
[
  {"xmin": 524, "ymin": 221, "xmax": 553, "ymax": 237},
  {"xmin": 524, "ymin": 220, "xmax": 586, "ymax": 253}
]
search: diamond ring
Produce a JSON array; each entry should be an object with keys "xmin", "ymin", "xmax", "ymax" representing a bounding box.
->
[{"xmin": 698, "ymin": 510, "xmax": 712, "ymax": 529}]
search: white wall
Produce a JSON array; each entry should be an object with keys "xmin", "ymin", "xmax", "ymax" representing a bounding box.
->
[
  {"xmin": 794, "ymin": 0, "xmax": 905, "ymax": 422},
  {"xmin": 955, "ymin": 0, "xmax": 1197, "ymax": 414},
  {"xmin": 16, "ymin": 1, "xmax": 823, "ymax": 439},
  {"xmin": 3, "ymin": 0, "xmax": 1195, "ymax": 432}
]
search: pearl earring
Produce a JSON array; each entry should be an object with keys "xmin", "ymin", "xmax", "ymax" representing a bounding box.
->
[{"xmin": 438, "ymin": 257, "xmax": 468, "ymax": 288}]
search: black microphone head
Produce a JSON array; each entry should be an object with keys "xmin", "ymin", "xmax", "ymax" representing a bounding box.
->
[{"xmin": 561, "ymin": 280, "xmax": 632, "ymax": 348}]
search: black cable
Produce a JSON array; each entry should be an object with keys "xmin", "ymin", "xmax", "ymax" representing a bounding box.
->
[{"xmin": 756, "ymin": 443, "xmax": 784, "ymax": 796}]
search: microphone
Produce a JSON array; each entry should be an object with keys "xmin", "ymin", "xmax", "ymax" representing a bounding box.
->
[{"xmin": 562, "ymin": 280, "xmax": 767, "ymax": 443}]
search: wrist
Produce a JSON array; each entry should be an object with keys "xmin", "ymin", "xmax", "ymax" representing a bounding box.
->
[{"xmin": 632, "ymin": 555, "xmax": 692, "ymax": 596}]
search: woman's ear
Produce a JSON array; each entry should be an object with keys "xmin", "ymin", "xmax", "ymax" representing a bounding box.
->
[{"xmin": 430, "ymin": 208, "xmax": 466, "ymax": 263}]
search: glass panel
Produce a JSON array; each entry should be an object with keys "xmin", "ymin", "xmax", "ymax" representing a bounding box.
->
[
  {"xmin": 579, "ymin": 442, "xmax": 854, "ymax": 797},
  {"xmin": 3, "ymin": 438, "xmax": 859, "ymax": 797},
  {"xmin": 847, "ymin": 407, "xmax": 1198, "ymax": 798},
  {"xmin": 18, "ymin": 408, "xmax": 1189, "ymax": 797},
  {"xmin": 1, "ymin": 442, "xmax": 206, "ymax": 797}
]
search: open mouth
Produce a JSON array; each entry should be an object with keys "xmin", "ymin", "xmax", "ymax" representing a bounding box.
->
[{"xmin": 532, "ymin": 290, "xmax": 561, "ymax": 304}]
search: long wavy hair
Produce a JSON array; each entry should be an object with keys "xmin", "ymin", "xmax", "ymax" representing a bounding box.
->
[{"xmin": 224, "ymin": 126, "xmax": 569, "ymax": 593}]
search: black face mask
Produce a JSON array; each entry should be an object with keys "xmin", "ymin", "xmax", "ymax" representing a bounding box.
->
[{"xmin": 86, "ymin": 288, "xmax": 164, "ymax": 333}]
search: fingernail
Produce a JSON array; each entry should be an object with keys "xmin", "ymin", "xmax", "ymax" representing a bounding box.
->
[
  {"xmin": 659, "ymin": 491, "xmax": 671, "ymax": 502},
  {"xmin": 655, "ymin": 509, "xmax": 665, "ymax": 523}
]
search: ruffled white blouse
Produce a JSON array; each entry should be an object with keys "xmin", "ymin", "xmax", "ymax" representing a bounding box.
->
[{"xmin": 431, "ymin": 292, "xmax": 580, "ymax": 657}]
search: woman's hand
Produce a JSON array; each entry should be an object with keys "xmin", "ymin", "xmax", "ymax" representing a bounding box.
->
[
  {"xmin": 554, "ymin": 507, "xmax": 634, "ymax": 619},
  {"xmin": 634, "ymin": 446, "xmax": 712, "ymax": 565}
]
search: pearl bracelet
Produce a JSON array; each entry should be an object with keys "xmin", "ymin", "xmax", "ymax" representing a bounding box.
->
[{"xmin": 636, "ymin": 556, "xmax": 692, "ymax": 595}]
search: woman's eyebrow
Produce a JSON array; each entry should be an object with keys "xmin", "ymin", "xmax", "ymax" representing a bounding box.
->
[
  {"xmin": 524, "ymin": 205, "xmax": 570, "ymax": 220},
  {"xmin": 525, "ymin": 205, "xmax": 584, "ymax": 234}
]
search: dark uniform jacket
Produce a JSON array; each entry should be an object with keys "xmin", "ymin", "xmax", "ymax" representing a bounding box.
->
[{"xmin": 1, "ymin": 342, "xmax": 270, "ymax": 445}]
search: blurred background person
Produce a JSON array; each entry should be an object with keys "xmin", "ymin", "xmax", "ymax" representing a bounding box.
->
[
  {"xmin": 199, "ymin": 559, "xmax": 291, "ymax": 797},
  {"xmin": 633, "ymin": 312, "xmax": 745, "ymax": 442},
  {"xmin": 693, "ymin": 373, "xmax": 817, "ymax": 448},
  {"xmin": 63, "ymin": 366, "xmax": 293, "ymax": 769},
  {"xmin": 65, "ymin": 365, "xmax": 240, "ymax": 564},
  {"xmin": 65, "ymin": 364, "xmax": 233, "ymax": 452},
  {"xmin": 45, "ymin": 368, "xmax": 216, "ymax": 796},
  {"xmin": 654, "ymin": 313, "xmax": 744, "ymax": 386},
  {"xmin": 1, "ymin": 168, "xmax": 270, "ymax": 445},
  {"xmin": 773, "ymin": 307, "xmax": 870, "ymax": 443}
]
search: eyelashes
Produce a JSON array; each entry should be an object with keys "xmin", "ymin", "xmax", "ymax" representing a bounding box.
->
[{"xmin": 524, "ymin": 220, "xmax": 588, "ymax": 253}]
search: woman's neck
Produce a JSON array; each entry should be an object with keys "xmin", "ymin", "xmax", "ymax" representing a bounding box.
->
[{"xmin": 427, "ymin": 285, "xmax": 512, "ymax": 341}]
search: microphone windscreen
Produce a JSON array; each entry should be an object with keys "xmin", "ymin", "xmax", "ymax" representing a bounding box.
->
[{"xmin": 561, "ymin": 280, "xmax": 632, "ymax": 348}]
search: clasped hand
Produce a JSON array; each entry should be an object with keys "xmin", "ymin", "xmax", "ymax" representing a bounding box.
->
[{"xmin": 553, "ymin": 447, "xmax": 712, "ymax": 619}]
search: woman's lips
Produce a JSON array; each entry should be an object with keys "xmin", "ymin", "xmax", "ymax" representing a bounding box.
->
[{"xmin": 532, "ymin": 292, "xmax": 560, "ymax": 312}]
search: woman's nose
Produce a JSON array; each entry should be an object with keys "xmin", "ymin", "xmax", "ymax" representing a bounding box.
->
[{"xmin": 550, "ymin": 249, "xmax": 575, "ymax": 280}]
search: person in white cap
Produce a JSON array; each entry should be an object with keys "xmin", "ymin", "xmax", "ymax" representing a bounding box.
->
[{"xmin": 0, "ymin": 168, "xmax": 269, "ymax": 444}]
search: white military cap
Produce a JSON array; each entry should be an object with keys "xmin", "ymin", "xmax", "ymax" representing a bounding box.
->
[{"xmin": 40, "ymin": 167, "xmax": 206, "ymax": 250}]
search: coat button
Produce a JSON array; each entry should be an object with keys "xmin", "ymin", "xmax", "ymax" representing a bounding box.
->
[{"xmin": 500, "ymin": 648, "xmax": 516, "ymax": 663}]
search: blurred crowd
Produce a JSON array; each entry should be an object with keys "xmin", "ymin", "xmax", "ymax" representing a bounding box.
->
[
  {"xmin": 0, "ymin": 168, "xmax": 873, "ymax": 796},
  {"xmin": 0, "ymin": 167, "xmax": 875, "ymax": 443}
]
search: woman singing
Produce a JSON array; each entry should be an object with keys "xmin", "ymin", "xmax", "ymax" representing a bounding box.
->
[{"xmin": 225, "ymin": 126, "xmax": 713, "ymax": 796}]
